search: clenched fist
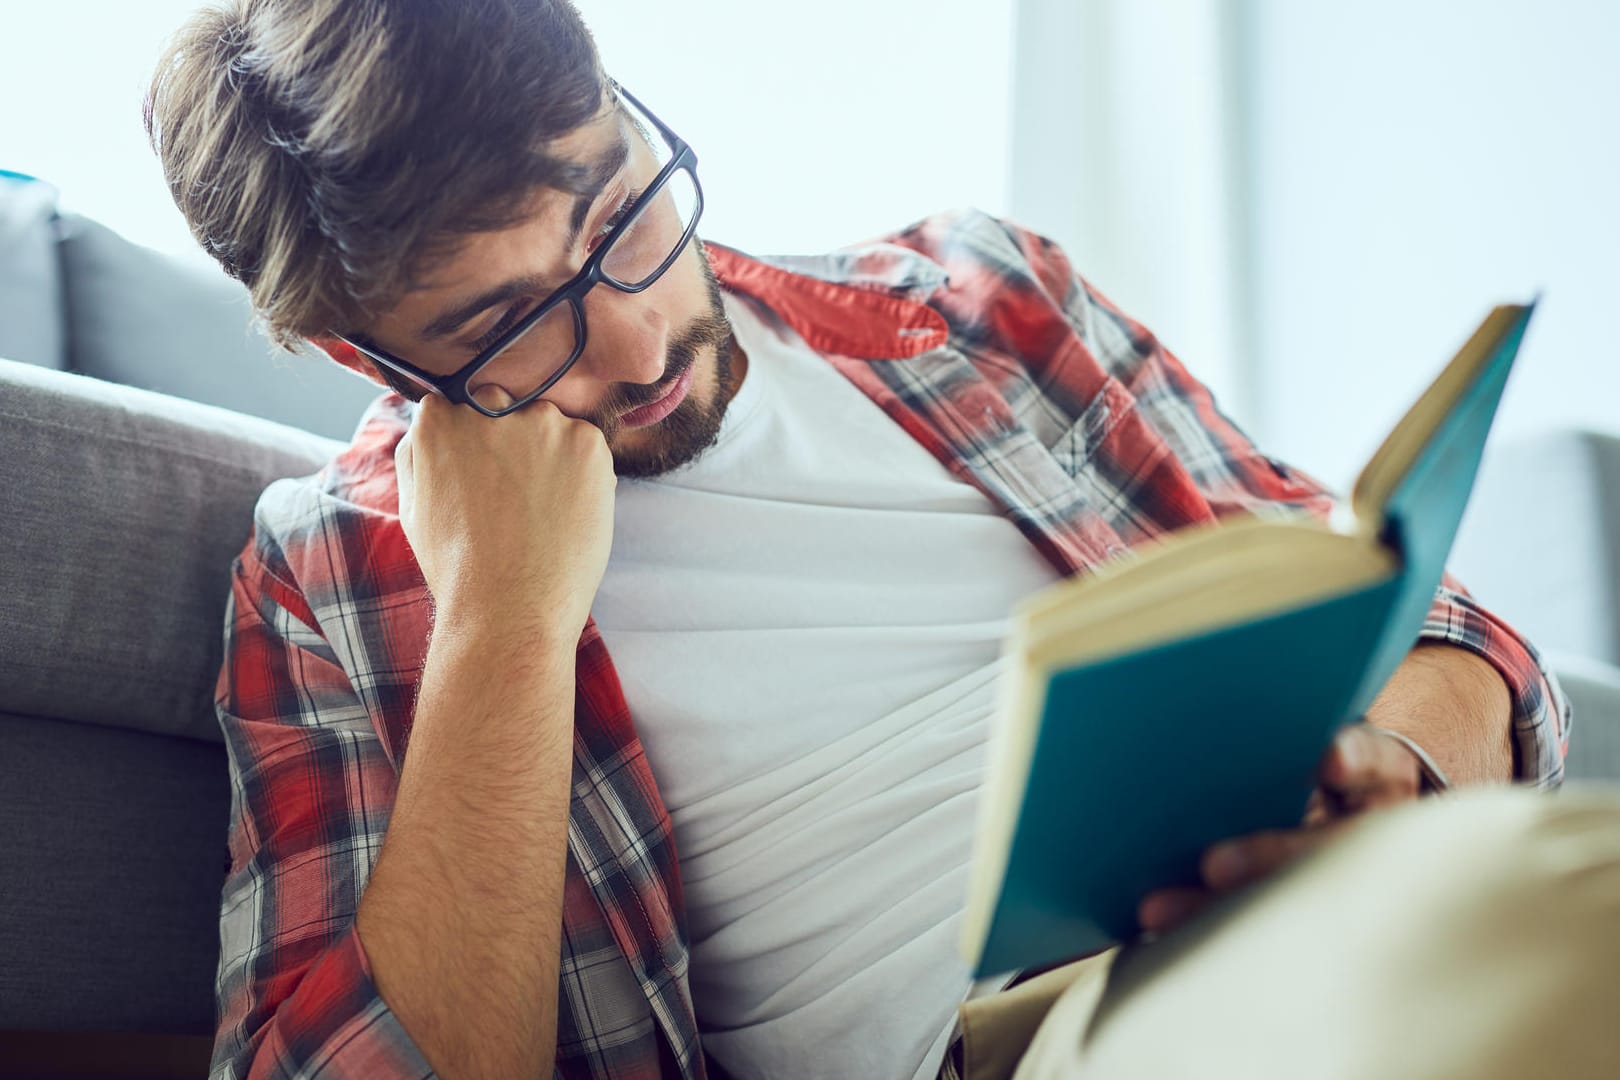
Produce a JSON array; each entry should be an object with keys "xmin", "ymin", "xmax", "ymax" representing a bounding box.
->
[{"xmin": 395, "ymin": 388, "xmax": 616, "ymax": 644}]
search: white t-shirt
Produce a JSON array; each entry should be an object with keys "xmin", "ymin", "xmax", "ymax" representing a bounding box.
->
[{"xmin": 591, "ymin": 291, "xmax": 1062, "ymax": 1080}]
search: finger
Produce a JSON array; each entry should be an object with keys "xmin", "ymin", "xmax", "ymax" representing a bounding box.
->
[
  {"xmin": 1319, "ymin": 726, "xmax": 1420, "ymax": 810},
  {"xmin": 393, "ymin": 436, "xmax": 415, "ymax": 540},
  {"xmin": 394, "ymin": 429, "xmax": 414, "ymax": 491},
  {"xmin": 1201, "ymin": 826, "xmax": 1335, "ymax": 891},
  {"xmin": 1301, "ymin": 787, "xmax": 1337, "ymax": 828},
  {"xmin": 416, "ymin": 390, "xmax": 448, "ymax": 422},
  {"xmin": 1138, "ymin": 886, "xmax": 1214, "ymax": 936},
  {"xmin": 1317, "ymin": 726, "xmax": 1373, "ymax": 788},
  {"xmin": 481, "ymin": 385, "xmax": 516, "ymax": 412}
]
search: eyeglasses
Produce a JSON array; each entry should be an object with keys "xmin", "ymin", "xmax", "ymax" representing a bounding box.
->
[{"xmin": 334, "ymin": 83, "xmax": 704, "ymax": 418}]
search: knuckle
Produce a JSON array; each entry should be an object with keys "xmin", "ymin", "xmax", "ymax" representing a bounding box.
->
[
  {"xmin": 568, "ymin": 417, "xmax": 607, "ymax": 448},
  {"xmin": 531, "ymin": 400, "xmax": 570, "ymax": 433}
]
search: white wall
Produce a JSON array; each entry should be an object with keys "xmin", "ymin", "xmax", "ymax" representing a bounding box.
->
[
  {"xmin": 1245, "ymin": 0, "xmax": 1620, "ymax": 490},
  {"xmin": 0, "ymin": 0, "xmax": 206, "ymax": 260},
  {"xmin": 572, "ymin": 0, "xmax": 1016, "ymax": 255},
  {"xmin": 1006, "ymin": 0, "xmax": 1619, "ymax": 492},
  {"xmin": 1007, "ymin": 0, "xmax": 1252, "ymax": 420},
  {"xmin": 1, "ymin": 0, "xmax": 1017, "ymax": 265},
  {"xmin": 10, "ymin": 0, "xmax": 1608, "ymax": 489}
]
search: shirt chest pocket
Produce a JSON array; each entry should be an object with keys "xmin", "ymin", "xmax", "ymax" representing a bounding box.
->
[
  {"xmin": 1048, "ymin": 376, "xmax": 1171, "ymax": 483},
  {"xmin": 1044, "ymin": 375, "xmax": 1225, "ymax": 544}
]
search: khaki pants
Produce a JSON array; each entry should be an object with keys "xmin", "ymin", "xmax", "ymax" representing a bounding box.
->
[{"xmin": 954, "ymin": 786, "xmax": 1620, "ymax": 1080}]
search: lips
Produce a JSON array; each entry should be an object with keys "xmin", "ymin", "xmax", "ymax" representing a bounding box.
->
[{"xmin": 619, "ymin": 362, "xmax": 696, "ymax": 428}]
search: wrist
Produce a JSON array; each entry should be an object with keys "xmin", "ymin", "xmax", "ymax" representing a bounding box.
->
[
  {"xmin": 430, "ymin": 595, "xmax": 588, "ymax": 658},
  {"xmin": 1366, "ymin": 643, "xmax": 1516, "ymax": 784},
  {"xmin": 1365, "ymin": 725, "xmax": 1452, "ymax": 795}
]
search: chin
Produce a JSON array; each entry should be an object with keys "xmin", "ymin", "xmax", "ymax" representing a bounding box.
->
[{"xmin": 608, "ymin": 337, "xmax": 732, "ymax": 479}]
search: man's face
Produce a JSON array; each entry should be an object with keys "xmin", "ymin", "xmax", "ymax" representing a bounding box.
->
[{"xmin": 357, "ymin": 98, "xmax": 743, "ymax": 478}]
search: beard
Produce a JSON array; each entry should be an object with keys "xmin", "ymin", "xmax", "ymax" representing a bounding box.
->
[{"xmin": 591, "ymin": 246, "xmax": 738, "ymax": 478}]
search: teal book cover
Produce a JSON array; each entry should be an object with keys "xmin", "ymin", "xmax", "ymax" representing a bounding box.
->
[{"xmin": 968, "ymin": 303, "xmax": 1535, "ymax": 978}]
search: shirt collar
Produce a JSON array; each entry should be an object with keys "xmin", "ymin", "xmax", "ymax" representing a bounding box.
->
[{"xmin": 703, "ymin": 238, "xmax": 950, "ymax": 361}]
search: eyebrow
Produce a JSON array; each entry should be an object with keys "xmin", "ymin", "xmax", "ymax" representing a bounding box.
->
[
  {"xmin": 564, "ymin": 133, "xmax": 632, "ymax": 251},
  {"xmin": 416, "ymin": 132, "xmax": 632, "ymax": 343}
]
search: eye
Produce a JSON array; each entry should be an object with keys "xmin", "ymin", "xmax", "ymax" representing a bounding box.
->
[
  {"xmin": 469, "ymin": 300, "xmax": 532, "ymax": 353},
  {"xmin": 589, "ymin": 187, "xmax": 643, "ymax": 252}
]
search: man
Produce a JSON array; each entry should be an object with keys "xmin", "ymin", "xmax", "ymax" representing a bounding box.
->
[{"xmin": 145, "ymin": 3, "xmax": 1594, "ymax": 1079}]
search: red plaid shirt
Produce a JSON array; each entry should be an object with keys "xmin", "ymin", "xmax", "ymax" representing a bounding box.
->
[{"xmin": 210, "ymin": 209, "xmax": 1569, "ymax": 1079}]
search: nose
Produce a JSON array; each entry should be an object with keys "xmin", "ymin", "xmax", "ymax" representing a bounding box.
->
[{"xmin": 575, "ymin": 287, "xmax": 668, "ymax": 389}]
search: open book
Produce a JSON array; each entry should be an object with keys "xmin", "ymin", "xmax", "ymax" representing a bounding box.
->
[{"xmin": 961, "ymin": 301, "xmax": 1538, "ymax": 977}]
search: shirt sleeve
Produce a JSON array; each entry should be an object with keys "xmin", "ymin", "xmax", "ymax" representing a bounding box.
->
[
  {"xmin": 993, "ymin": 216, "xmax": 1570, "ymax": 788},
  {"xmin": 209, "ymin": 535, "xmax": 437, "ymax": 1080}
]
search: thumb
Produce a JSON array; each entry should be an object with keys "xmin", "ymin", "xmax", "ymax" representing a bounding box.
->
[
  {"xmin": 480, "ymin": 385, "xmax": 516, "ymax": 412},
  {"xmin": 1319, "ymin": 724, "xmax": 1421, "ymax": 812},
  {"xmin": 394, "ymin": 429, "xmax": 414, "ymax": 485}
]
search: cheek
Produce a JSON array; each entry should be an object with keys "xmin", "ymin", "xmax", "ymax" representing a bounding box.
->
[{"xmin": 647, "ymin": 242, "xmax": 716, "ymax": 318}]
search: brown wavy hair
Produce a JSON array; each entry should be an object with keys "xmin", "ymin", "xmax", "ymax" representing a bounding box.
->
[{"xmin": 145, "ymin": 0, "xmax": 606, "ymax": 353}]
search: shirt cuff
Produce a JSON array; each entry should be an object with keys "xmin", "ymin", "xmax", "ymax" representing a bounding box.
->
[{"xmin": 1417, "ymin": 575, "xmax": 1570, "ymax": 787}]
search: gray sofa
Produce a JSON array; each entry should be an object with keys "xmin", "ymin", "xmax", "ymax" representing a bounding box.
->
[
  {"xmin": 0, "ymin": 174, "xmax": 377, "ymax": 1078},
  {"xmin": 2, "ymin": 173, "xmax": 1617, "ymax": 1078},
  {"xmin": 1451, "ymin": 432, "xmax": 1620, "ymax": 781}
]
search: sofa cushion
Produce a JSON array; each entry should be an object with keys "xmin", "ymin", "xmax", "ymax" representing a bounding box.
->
[
  {"xmin": 1451, "ymin": 429, "xmax": 1620, "ymax": 667},
  {"xmin": 0, "ymin": 173, "xmax": 67, "ymax": 370},
  {"xmin": 0, "ymin": 358, "xmax": 347, "ymax": 742},
  {"xmin": 56, "ymin": 212, "xmax": 384, "ymax": 442},
  {"xmin": 1548, "ymin": 652, "xmax": 1620, "ymax": 783},
  {"xmin": 0, "ymin": 710, "xmax": 227, "ymax": 1034}
]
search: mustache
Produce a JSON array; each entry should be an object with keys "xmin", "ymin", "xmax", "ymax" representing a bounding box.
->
[{"xmin": 591, "ymin": 308, "xmax": 732, "ymax": 435}]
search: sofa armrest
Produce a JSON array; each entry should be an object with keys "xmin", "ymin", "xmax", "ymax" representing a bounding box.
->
[{"xmin": 1547, "ymin": 651, "xmax": 1620, "ymax": 783}]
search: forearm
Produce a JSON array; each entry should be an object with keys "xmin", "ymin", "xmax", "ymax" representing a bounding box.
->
[
  {"xmin": 1364, "ymin": 642, "xmax": 1514, "ymax": 785},
  {"xmin": 355, "ymin": 617, "xmax": 577, "ymax": 1079}
]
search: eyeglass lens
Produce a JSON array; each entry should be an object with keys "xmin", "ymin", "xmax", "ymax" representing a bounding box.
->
[{"xmin": 466, "ymin": 132, "xmax": 699, "ymax": 413}]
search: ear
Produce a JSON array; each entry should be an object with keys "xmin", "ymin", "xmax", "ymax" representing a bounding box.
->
[{"xmin": 309, "ymin": 334, "xmax": 389, "ymax": 386}]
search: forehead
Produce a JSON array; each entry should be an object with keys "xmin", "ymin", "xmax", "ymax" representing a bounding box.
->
[
  {"xmin": 547, "ymin": 96, "xmax": 636, "ymax": 191},
  {"xmin": 417, "ymin": 105, "xmax": 634, "ymax": 289}
]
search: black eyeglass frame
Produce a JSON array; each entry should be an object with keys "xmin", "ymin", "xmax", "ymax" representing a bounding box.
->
[{"xmin": 332, "ymin": 83, "xmax": 704, "ymax": 418}]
